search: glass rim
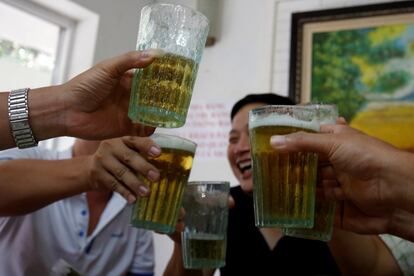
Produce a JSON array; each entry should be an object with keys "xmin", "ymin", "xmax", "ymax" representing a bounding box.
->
[
  {"xmin": 299, "ymin": 103, "xmax": 338, "ymax": 113},
  {"xmin": 249, "ymin": 104, "xmax": 316, "ymax": 114},
  {"xmin": 151, "ymin": 133, "xmax": 197, "ymax": 151},
  {"xmin": 298, "ymin": 103, "xmax": 337, "ymax": 108},
  {"xmin": 142, "ymin": 3, "xmax": 209, "ymax": 25},
  {"xmin": 187, "ymin": 181, "xmax": 230, "ymax": 186}
]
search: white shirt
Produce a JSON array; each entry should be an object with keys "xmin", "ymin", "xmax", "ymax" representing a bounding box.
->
[
  {"xmin": 381, "ymin": 234, "xmax": 414, "ymax": 276},
  {"xmin": 0, "ymin": 147, "xmax": 154, "ymax": 276}
]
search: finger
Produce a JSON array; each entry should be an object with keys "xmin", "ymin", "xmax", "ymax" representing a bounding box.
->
[
  {"xmin": 112, "ymin": 136, "xmax": 161, "ymax": 182},
  {"xmin": 175, "ymin": 208, "xmax": 186, "ymax": 232},
  {"xmin": 332, "ymin": 187, "xmax": 346, "ymax": 201},
  {"xmin": 99, "ymin": 49, "xmax": 165, "ymax": 78},
  {"xmin": 323, "ymin": 183, "xmax": 346, "ymax": 202},
  {"xmin": 99, "ymin": 170, "xmax": 136, "ymax": 203},
  {"xmin": 336, "ymin": 117, "xmax": 347, "ymax": 125},
  {"xmin": 175, "ymin": 220, "xmax": 185, "ymax": 233},
  {"xmin": 100, "ymin": 153, "xmax": 150, "ymax": 197},
  {"xmin": 319, "ymin": 165, "xmax": 337, "ymax": 182},
  {"xmin": 315, "ymin": 187, "xmax": 325, "ymax": 200},
  {"xmin": 122, "ymin": 136, "xmax": 161, "ymax": 158},
  {"xmin": 228, "ymin": 195, "xmax": 235, "ymax": 209},
  {"xmin": 270, "ymin": 131, "xmax": 335, "ymax": 156},
  {"xmin": 177, "ymin": 207, "xmax": 186, "ymax": 221}
]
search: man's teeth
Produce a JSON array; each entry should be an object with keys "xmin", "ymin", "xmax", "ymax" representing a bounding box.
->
[{"xmin": 238, "ymin": 161, "xmax": 251, "ymax": 172}]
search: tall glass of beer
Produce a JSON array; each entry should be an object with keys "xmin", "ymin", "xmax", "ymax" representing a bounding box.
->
[
  {"xmin": 181, "ymin": 181, "xmax": 230, "ymax": 269},
  {"xmin": 130, "ymin": 133, "xmax": 196, "ymax": 233},
  {"xmin": 284, "ymin": 104, "xmax": 338, "ymax": 241},
  {"xmin": 249, "ymin": 105, "xmax": 320, "ymax": 228},
  {"xmin": 128, "ymin": 4, "xmax": 209, "ymax": 128}
]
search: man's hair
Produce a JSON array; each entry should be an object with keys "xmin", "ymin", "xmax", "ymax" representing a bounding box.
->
[{"xmin": 230, "ymin": 93, "xmax": 295, "ymax": 120}]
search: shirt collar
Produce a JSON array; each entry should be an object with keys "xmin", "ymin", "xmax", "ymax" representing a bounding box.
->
[{"xmin": 86, "ymin": 192, "xmax": 127, "ymax": 242}]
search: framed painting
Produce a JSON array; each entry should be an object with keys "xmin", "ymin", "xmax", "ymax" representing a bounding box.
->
[{"xmin": 289, "ymin": 1, "xmax": 414, "ymax": 151}]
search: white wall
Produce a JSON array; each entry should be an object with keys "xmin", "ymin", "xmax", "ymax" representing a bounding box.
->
[
  {"xmin": 70, "ymin": 0, "xmax": 153, "ymax": 64},
  {"xmin": 63, "ymin": 0, "xmax": 406, "ymax": 275}
]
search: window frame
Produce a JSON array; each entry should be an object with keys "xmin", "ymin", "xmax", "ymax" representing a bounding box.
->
[{"xmin": 0, "ymin": 0, "xmax": 77, "ymax": 85}]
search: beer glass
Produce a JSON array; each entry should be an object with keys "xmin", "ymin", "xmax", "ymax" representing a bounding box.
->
[
  {"xmin": 130, "ymin": 133, "xmax": 196, "ymax": 233},
  {"xmin": 249, "ymin": 105, "xmax": 320, "ymax": 228},
  {"xmin": 181, "ymin": 181, "xmax": 230, "ymax": 269},
  {"xmin": 284, "ymin": 104, "xmax": 338, "ymax": 241},
  {"xmin": 128, "ymin": 4, "xmax": 209, "ymax": 128}
]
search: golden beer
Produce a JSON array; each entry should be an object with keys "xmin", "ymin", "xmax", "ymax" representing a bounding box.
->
[
  {"xmin": 284, "ymin": 104, "xmax": 337, "ymax": 240},
  {"xmin": 130, "ymin": 134, "xmax": 196, "ymax": 233},
  {"xmin": 129, "ymin": 52, "xmax": 198, "ymax": 128},
  {"xmin": 284, "ymin": 201, "xmax": 335, "ymax": 241},
  {"xmin": 182, "ymin": 233, "xmax": 226, "ymax": 268},
  {"xmin": 249, "ymin": 106, "xmax": 320, "ymax": 228}
]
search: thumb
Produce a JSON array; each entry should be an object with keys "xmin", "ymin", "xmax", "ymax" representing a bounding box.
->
[
  {"xmin": 270, "ymin": 131, "xmax": 334, "ymax": 156},
  {"xmin": 99, "ymin": 49, "xmax": 164, "ymax": 78}
]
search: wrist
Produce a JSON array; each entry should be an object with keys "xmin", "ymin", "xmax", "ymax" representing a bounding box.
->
[
  {"xmin": 381, "ymin": 150, "xmax": 414, "ymax": 213},
  {"xmin": 29, "ymin": 85, "xmax": 67, "ymax": 140},
  {"xmin": 73, "ymin": 156, "xmax": 94, "ymax": 192}
]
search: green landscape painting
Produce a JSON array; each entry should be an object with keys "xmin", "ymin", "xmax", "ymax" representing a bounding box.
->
[{"xmin": 311, "ymin": 22, "xmax": 414, "ymax": 150}]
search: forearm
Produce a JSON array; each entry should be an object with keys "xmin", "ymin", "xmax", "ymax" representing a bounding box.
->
[
  {"xmin": 383, "ymin": 150, "xmax": 414, "ymax": 214},
  {"xmin": 0, "ymin": 157, "xmax": 90, "ymax": 216},
  {"xmin": 163, "ymin": 243, "xmax": 205, "ymax": 276},
  {"xmin": 329, "ymin": 229, "xmax": 401, "ymax": 276},
  {"xmin": 0, "ymin": 86, "xmax": 66, "ymax": 150}
]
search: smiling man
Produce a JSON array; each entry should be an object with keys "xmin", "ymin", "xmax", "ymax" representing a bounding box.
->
[
  {"xmin": 164, "ymin": 93, "xmax": 340, "ymax": 276},
  {"xmin": 222, "ymin": 93, "xmax": 340, "ymax": 275}
]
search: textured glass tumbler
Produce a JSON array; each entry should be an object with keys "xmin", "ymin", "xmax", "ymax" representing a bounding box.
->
[
  {"xmin": 130, "ymin": 134, "xmax": 196, "ymax": 233},
  {"xmin": 182, "ymin": 181, "xmax": 230, "ymax": 269},
  {"xmin": 128, "ymin": 4, "xmax": 209, "ymax": 128},
  {"xmin": 249, "ymin": 105, "xmax": 320, "ymax": 228},
  {"xmin": 284, "ymin": 104, "xmax": 338, "ymax": 241}
]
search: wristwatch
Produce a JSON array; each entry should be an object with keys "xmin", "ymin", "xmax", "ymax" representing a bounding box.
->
[{"xmin": 8, "ymin": 88, "xmax": 38, "ymax": 148}]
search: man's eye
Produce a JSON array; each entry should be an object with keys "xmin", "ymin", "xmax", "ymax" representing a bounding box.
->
[{"xmin": 229, "ymin": 137, "xmax": 238, "ymax": 144}]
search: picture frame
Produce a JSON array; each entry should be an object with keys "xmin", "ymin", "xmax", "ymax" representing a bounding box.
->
[{"xmin": 289, "ymin": 1, "xmax": 414, "ymax": 150}]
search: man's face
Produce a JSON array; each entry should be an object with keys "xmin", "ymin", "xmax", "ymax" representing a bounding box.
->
[{"xmin": 227, "ymin": 103, "xmax": 263, "ymax": 195}]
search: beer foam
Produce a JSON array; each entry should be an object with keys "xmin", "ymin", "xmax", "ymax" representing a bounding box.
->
[
  {"xmin": 249, "ymin": 114, "xmax": 320, "ymax": 132},
  {"xmin": 152, "ymin": 133, "xmax": 197, "ymax": 153}
]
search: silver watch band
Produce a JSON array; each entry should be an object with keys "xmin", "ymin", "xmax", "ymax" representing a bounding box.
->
[{"xmin": 8, "ymin": 88, "xmax": 38, "ymax": 149}]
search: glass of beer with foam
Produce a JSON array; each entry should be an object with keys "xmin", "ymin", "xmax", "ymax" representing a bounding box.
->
[
  {"xmin": 284, "ymin": 104, "xmax": 338, "ymax": 241},
  {"xmin": 130, "ymin": 133, "xmax": 196, "ymax": 233},
  {"xmin": 181, "ymin": 181, "xmax": 230, "ymax": 269},
  {"xmin": 249, "ymin": 105, "xmax": 320, "ymax": 228},
  {"xmin": 128, "ymin": 4, "xmax": 209, "ymax": 128}
]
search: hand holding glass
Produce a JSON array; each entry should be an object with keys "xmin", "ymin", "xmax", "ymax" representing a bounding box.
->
[{"xmin": 130, "ymin": 134, "xmax": 196, "ymax": 233}]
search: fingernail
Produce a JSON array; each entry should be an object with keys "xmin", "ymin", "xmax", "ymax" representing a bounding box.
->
[
  {"xmin": 138, "ymin": 185, "xmax": 150, "ymax": 196},
  {"xmin": 147, "ymin": 170, "xmax": 160, "ymax": 182},
  {"xmin": 140, "ymin": 49, "xmax": 165, "ymax": 59},
  {"xmin": 149, "ymin": 146, "xmax": 161, "ymax": 157},
  {"xmin": 270, "ymin": 135, "xmax": 287, "ymax": 148},
  {"xmin": 127, "ymin": 194, "xmax": 136, "ymax": 204}
]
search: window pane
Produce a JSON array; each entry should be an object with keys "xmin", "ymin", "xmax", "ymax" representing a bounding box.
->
[{"xmin": 0, "ymin": 1, "xmax": 59, "ymax": 91}]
